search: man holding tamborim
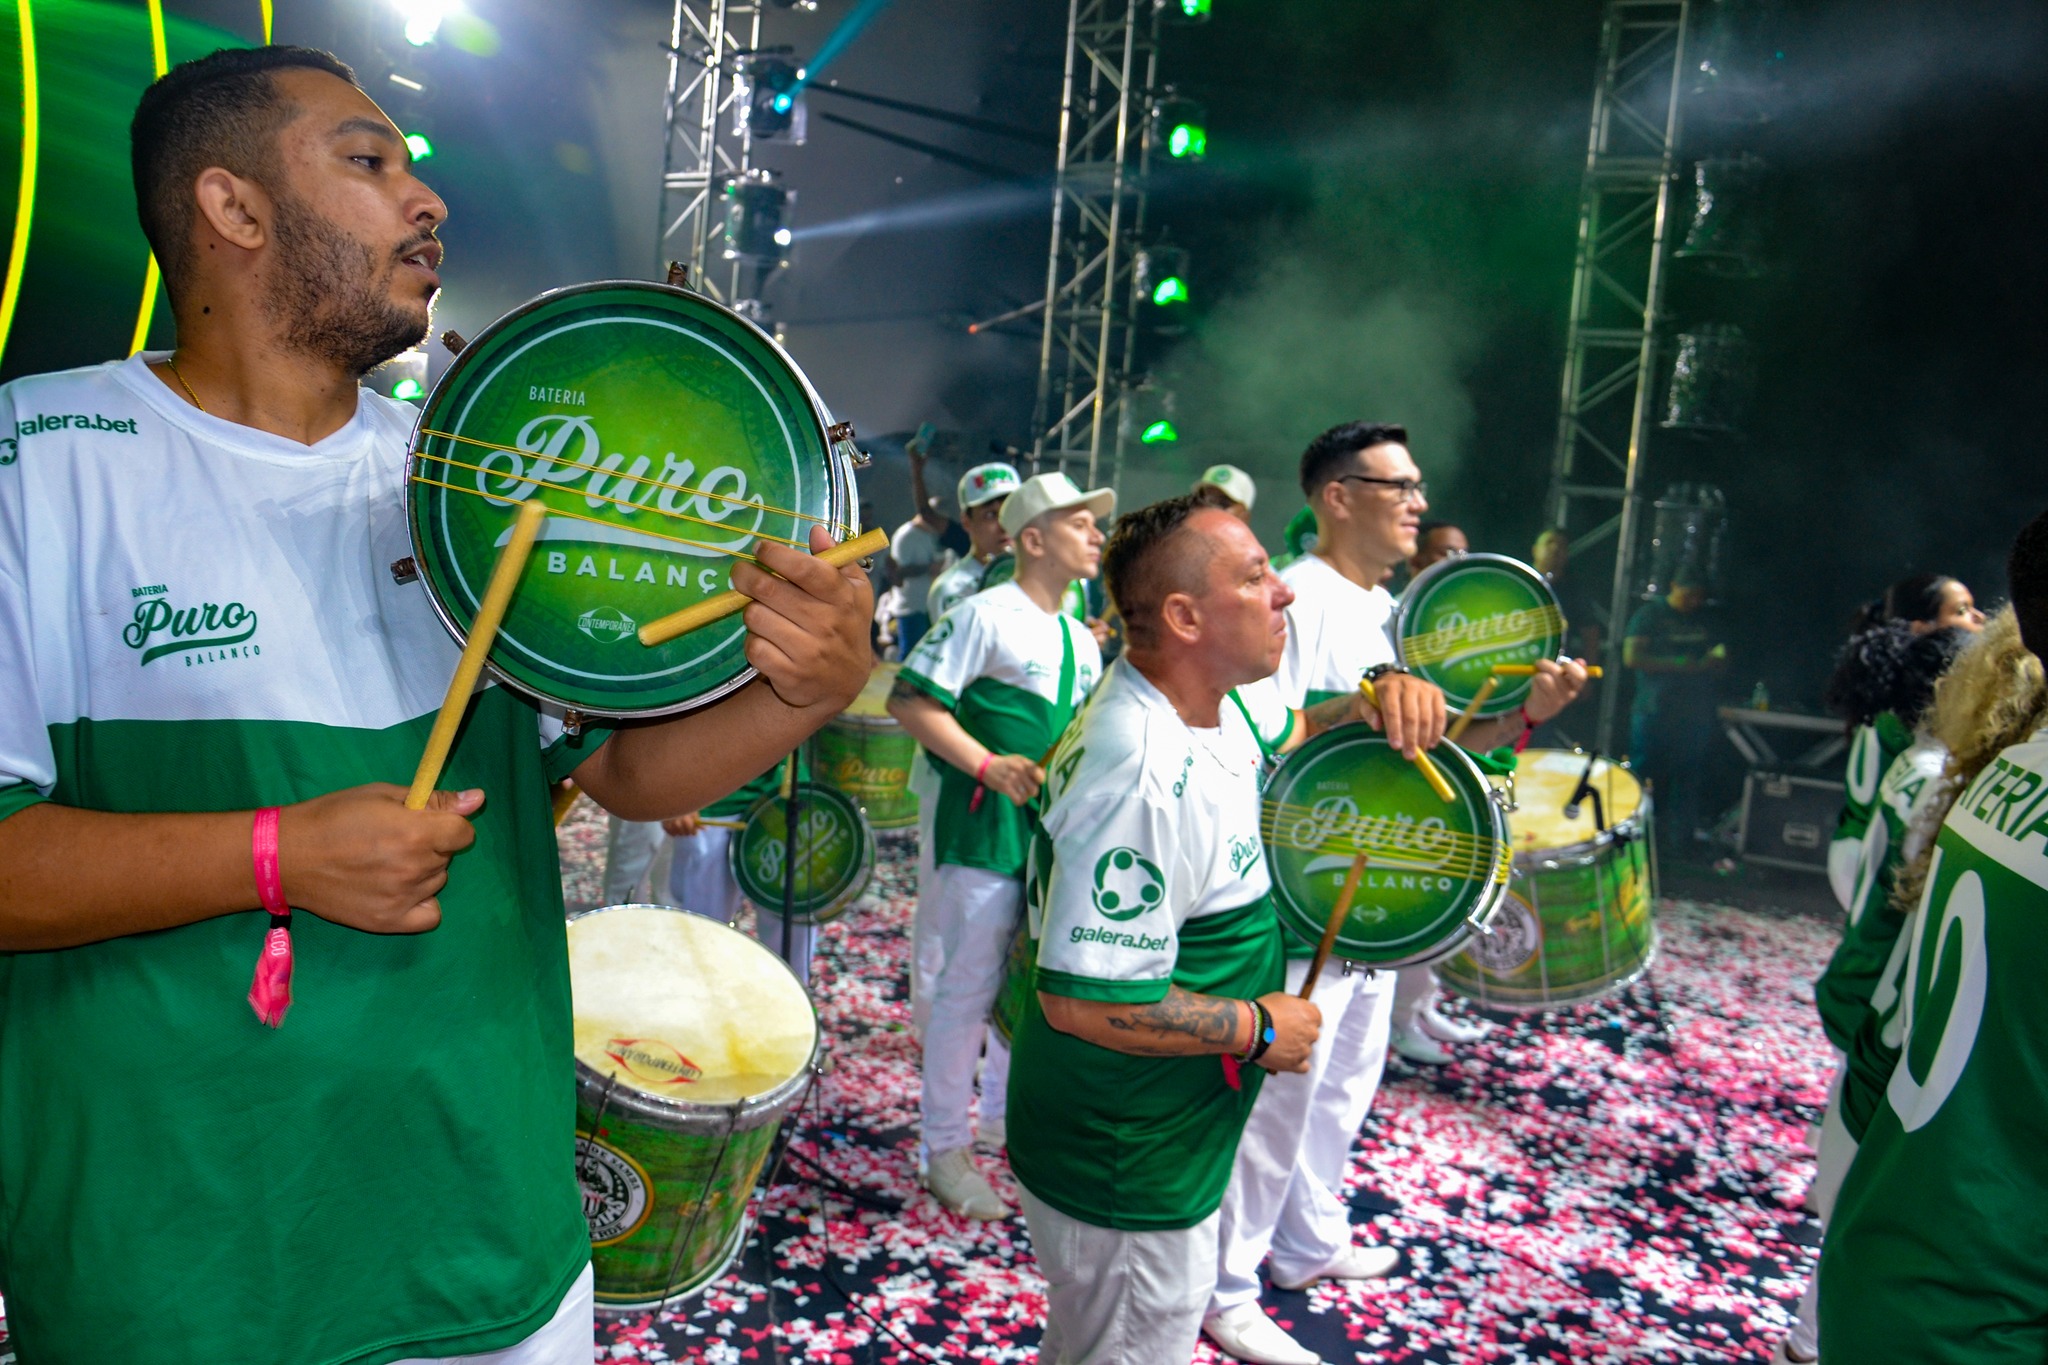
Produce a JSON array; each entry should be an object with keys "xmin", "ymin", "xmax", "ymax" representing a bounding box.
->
[
  {"xmin": 888, "ymin": 471, "xmax": 1108, "ymax": 1218},
  {"xmin": 0, "ymin": 47, "xmax": 872, "ymax": 1365},
  {"xmin": 1204, "ymin": 421, "xmax": 1588, "ymax": 1365},
  {"xmin": 1009, "ymin": 493, "xmax": 1335, "ymax": 1365}
]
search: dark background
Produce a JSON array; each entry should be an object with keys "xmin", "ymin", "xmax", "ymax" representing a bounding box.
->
[{"xmin": 4, "ymin": 0, "xmax": 2045, "ymax": 713}]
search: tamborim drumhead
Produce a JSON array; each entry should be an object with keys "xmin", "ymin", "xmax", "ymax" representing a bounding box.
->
[{"xmin": 1394, "ymin": 553, "xmax": 1567, "ymax": 717}]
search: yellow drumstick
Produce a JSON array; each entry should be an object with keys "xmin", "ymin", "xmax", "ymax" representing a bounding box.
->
[
  {"xmin": 1445, "ymin": 675, "xmax": 1498, "ymax": 745},
  {"xmin": 1301, "ymin": 852, "xmax": 1367, "ymax": 999},
  {"xmin": 637, "ymin": 527, "xmax": 890, "ymax": 647},
  {"xmin": 1358, "ymin": 677, "xmax": 1456, "ymax": 803},
  {"xmin": 1492, "ymin": 663, "xmax": 1603, "ymax": 678},
  {"xmin": 407, "ymin": 498, "xmax": 549, "ymax": 809}
]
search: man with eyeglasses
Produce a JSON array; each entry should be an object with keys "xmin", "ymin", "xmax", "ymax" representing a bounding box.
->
[{"xmin": 1204, "ymin": 421, "xmax": 1588, "ymax": 1365}]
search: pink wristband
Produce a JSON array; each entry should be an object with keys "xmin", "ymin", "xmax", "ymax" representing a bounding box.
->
[
  {"xmin": 248, "ymin": 807, "xmax": 294, "ymax": 1028},
  {"xmin": 252, "ymin": 806, "xmax": 288, "ymax": 915},
  {"xmin": 975, "ymin": 753, "xmax": 994, "ymax": 783},
  {"xmin": 969, "ymin": 753, "xmax": 994, "ymax": 815}
]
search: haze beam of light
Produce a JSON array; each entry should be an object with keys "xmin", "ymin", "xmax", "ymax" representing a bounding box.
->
[
  {"xmin": 790, "ymin": 180, "xmax": 1048, "ymax": 246},
  {"xmin": 800, "ymin": 0, "xmax": 895, "ymax": 87},
  {"xmin": 0, "ymin": 0, "xmax": 38, "ymax": 371},
  {"xmin": 129, "ymin": 0, "xmax": 171, "ymax": 357}
]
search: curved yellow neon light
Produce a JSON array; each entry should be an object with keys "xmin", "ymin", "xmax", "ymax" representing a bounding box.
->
[
  {"xmin": 0, "ymin": 0, "xmax": 39, "ymax": 370},
  {"xmin": 127, "ymin": 0, "xmax": 171, "ymax": 356},
  {"xmin": 261, "ymin": 0, "xmax": 272, "ymax": 43}
]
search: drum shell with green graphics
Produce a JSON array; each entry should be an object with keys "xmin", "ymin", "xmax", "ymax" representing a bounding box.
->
[
  {"xmin": 568, "ymin": 905, "xmax": 818, "ymax": 1311},
  {"xmin": 818, "ymin": 664, "xmax": 920, "ymax": 829},
  {"xmin": 1394, "ymin": 553, "xmax": 1568, "ymax": 717},
  {"xmin": 1263, "ymin": 729, "xmax": 1511, "ymax": 966},
  {"xmin": 405, "ymin": 280, "xmax": 859, "ymax": 718},
  {"xmin": 1435, "ymin": 751, "xmax": 1658, "ymax": 1010},
  {"xmin": 729, "ymin": 781, "xmax": 875, "ymax": 924}
]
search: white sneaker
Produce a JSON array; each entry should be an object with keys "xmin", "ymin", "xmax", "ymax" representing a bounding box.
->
[
  {"xmin": 1391, "ymin": 1025, "xmax": 1454, "ymax": 1065},
  {"xmin": 1271, "ymin": 1242, "xmax": 1402, "ymax": 1290},
  {"xmin": 1202, "ymin": 1303, "xmax": 1322, "ymax": 1365},
  {"xmin": 925, "ymin": 1146, "xmax": 1008, "ymax": 1220},
  {"xmin": 976, "ymin": 1113, "xmax": 1008, "ymax": 1151},
  {"xmin": 1416, "ymin": 1003, "xmax": 1488, "ymax": 1044}
]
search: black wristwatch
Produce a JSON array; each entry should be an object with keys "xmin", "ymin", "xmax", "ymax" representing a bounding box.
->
[{"xmin": 1364, "ymin": 662, "xmax": 1409, "ymax": 684}]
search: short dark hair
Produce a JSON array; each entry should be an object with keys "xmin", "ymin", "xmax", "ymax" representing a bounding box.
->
[
  {"xmin": 130, "ymin": 45, "xmax": 358, "ymax": 292},
  {"xmin": 1103, "ymin": 493, "xmax": 1220, "ymax": 650},
  {"xmin": 1848, "ymin": 572, "xmax": 1955, "ymax": 635},
  {"xmin": 1188, "ymin": 481, "xmax": 1240, "ymax": 513},
  {"xmin": 1299, "ymin": 421, "xmax": 1408, "ymax": 499},
  {"xmin": 1416, "ymin": 519, "xmax": 1461, "ymax": 543},
  {"xmin": 2010, "ymin": 507, "xmax": 2048, "ymax": 658}
]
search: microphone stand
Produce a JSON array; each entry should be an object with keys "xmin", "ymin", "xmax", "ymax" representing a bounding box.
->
[{"xmin": 1563, "ymin": 749, "xmax": 1608, "ymax": 835}]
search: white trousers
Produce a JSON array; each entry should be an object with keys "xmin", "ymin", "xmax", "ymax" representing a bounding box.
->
[
  {"xmin": 1210, "ymin": 958, "xmax": 1395, "ymax": 1314},
  {"xmin": 392, "ymin": 1264, "xmax": 592, "ymax": 1365},
  {"xmin": 1389, "ymin": 963, "xmax": 1436, "ymax": 1033},
  {"xmin": 667, "ymin": 825, "xmax": 816, "ymax": 990},
  {"xmin": 1021, "ymin": 1189, "xmax": 1219, "ymax": 1365},
  {"xmin": 913, "ymin": 858, "xmax": 1016, "ymax": 1153},
  {"xmin": 603, "ymin": 816, "xmax": 674, "ymax": 906}
]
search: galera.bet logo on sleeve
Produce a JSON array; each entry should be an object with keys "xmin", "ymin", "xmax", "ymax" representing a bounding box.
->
[{"xmin": 1092, "ymin": 846, "xmax": 1164, "ymax": 921}]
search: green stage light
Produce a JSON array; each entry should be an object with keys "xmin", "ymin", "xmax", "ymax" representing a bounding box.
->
[
  {"xmin": 391, "ymin": 377, "xmax": 425, "ymax": 401},
  {"xmin": 404, "ymin": 132, "xmax": 435, "ymax": 161},
  {"xmin": 1140, "ymin": 420, "xmax": 1179, "ymax": 444},
  {"xmin": 1168, "ymin": 122, "xmax": 1206, "ymax": 159},
  {"xmin": 1151, "ymin": 275, "xmax": 1189, "ymax": 306},
  {"xmin": 1179, "ymin": 0, "xmax": 1211, "ymax": 15}
]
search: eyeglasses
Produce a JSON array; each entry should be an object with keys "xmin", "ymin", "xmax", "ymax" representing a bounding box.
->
[{"xmin": 1335, "ymin": 474, "xmax": 1428, "ymax": 502}]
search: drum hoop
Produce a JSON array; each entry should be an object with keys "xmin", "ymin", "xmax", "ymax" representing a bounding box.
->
[
  {"xmin": 566, "ymin": 902, "xmax": 820, "ymax": 1128},
  {"xmin": 404, "ymin": 279, "xmax": 858, "ymax": 720},
  {"xmin": 1393, "ymin": 552, "xmax": 1564, "ymax": 717},
  {"xmin": 1514, "ymin": 813, "xmax": 1647, "ymax": 868},
  {"xmin": 730, "ymin": 781, "xmax": 876, "ymax": 924},
  {"xmin": 1265, "ymin": 730, "xmax": 1512, "ymax": 968}
]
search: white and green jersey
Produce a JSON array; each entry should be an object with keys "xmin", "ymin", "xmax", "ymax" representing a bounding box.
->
[
  {"xmin": 1273, "ymin": 553, "xmax": 1397, "ymax": 709},
  {"xmin": 898, "ymin": 581, "xmax": 1100, "ymax": 877},
  {"xmin": 1832, "ymin": 712, "xmax": 1914, "ymax": 907},
  {"xmin": 1008, "ymin": 660, "xmax": 1287, "ymax": 1231},
  {"xmin": 1814, "ymin": 735, "xmax": 1948, "ymax": 1053},
  {"xmin": 926, "ymin": 551, "xmax": 991, "ymax": 621},
  {"xmin": 1820, "ymin": 729, "xmax": 2048, "ymax": 1360},
  {"xmin": 0, "ymin": 356, "xmax": 606, "ymax": 1364}
]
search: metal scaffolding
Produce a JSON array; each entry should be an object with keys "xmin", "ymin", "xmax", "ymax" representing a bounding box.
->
[
  {"xmin": 1028, "ymin": 0, "xmax": 1162, "ymax": 490},
  {"xmin": 655, "ymin": 0, "xmax": 764, "ymax": 306},
  {"xmin": 1543, "ymin": 0, "xmax": 1691, "ymax": 753}
]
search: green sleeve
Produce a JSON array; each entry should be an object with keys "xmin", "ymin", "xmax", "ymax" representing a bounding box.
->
[{"xmin": 0, "ymin": 780, "xmax": 49, "ymax": 822}]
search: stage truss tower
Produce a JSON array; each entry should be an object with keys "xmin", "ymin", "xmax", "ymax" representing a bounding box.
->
[
  {"xmin": 656, "ymin": 0, "xmax": 765, "ymax": 307},
  {"xmin": 1543, "ymin": 0, "xmax": 1691, "ymax": 753},
  {"xmin": 1029, "ymin": 0, "xmax": 1163, "ymax": 489}
]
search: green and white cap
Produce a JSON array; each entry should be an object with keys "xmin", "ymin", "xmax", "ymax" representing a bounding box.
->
[
  {"xmin": 958, "ymin": 461, "xmax": 1021, "ymax": 511},
  {"xmin": 1198, "ymin": 463, "xmax": 1256, "ymax": 511},
  {"xmin": 999, "ymin": 471, "xmax": 1116, "ymax": 535}
]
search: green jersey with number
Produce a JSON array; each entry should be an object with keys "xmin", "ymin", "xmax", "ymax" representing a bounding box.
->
[
  {"xmin": 1831, "ymin": 713, "xmax": 1913, "ymax": 898},
  {"xmin": 0, "ymin": 357, "xmax": 611, "ymax": 1364},
  {"xmin": 1819, "ymin": 729, "xmax": 2048, "ymax": 1361}
]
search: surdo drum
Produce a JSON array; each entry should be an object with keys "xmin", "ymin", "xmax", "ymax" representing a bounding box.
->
[
  {"xmin": 1435, "ymin": 751, "xmax": 1657, "ymax": 1010},
  {"xmin": 817, "ymin": 663, "xmax": 921, "ymax": 830},
  {"xmin": 569, "ymin": 904, "xmax": 818, "ymax": 1310}
]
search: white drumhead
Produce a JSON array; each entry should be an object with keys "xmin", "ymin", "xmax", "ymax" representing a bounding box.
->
[
  {"xmin": 840, "ymin": 662, "xmax": 901, "ymax": 722},
  {"xmin": 568, "ymin": 904, "xmax": 817, "ymax": 1105},
  {"xmin": 1500, "ymin": 750, "xmax": 1645, "ymax": 852}
]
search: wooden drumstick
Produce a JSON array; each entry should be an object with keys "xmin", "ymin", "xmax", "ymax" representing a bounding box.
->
[
  {"xmin": 637, "ymin": 527, "xmax": 890, "ymax": 647},
  {"xmin": 1301, "ymin": 852, "xmax": 1368, "ymax": 998},
  {"xmin": 1358, "ymin": 677, "xmax": 1456, "ymax": 803},
  {"xmin": 1492, "ymin": 662, "xmax": 1603, "ymax": 678},
  {"xmin": 1445, "ymin": 676, "xmax": 1499, "ymax": 745},
  {"xmin": 407, "ymin": 499, "xmax": 549, "ymax": 809}
]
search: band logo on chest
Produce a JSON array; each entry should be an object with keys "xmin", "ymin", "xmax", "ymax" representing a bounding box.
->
[{"xmin": 122, "ymin": 583, "xmax": 263, "ymax": 667}]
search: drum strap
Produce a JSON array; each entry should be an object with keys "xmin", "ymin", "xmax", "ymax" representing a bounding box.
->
[{"xmin": 1225, "ymin": 690, "xmax": 1277, "ymax": 764}]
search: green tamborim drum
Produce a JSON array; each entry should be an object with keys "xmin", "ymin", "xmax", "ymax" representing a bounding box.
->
[
  {"xmin": 1394, "ymin": 553, "xmax": 1568, "ymax": 718},
  {"xmin": 988, "ymin": 919, "xmax": 1036, "ymax": 1045},
  {"xmin": 1264, "ymin": 730, "xmax": 1512, "ymax": 966},
  {"xmin": 1436, "ymin": 750, "xmax": 1657, "ymax": 1010},
  {"xmin": 406, "ymin": 280, "xmax": 863, "ymax": 718},
  {"xmin": 817, "ymin": 663, "xmax": 920, "ymax": 829},
  {"xmin": 729, "ymin": 780, "xmax": 875, "ymax": 924},
  {"xmin": 569, "ymin": 904, "xmax": 818, "ymax": 1311}
]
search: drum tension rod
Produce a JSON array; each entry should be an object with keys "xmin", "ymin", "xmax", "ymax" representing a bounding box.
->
[
  {"xmin": 389, "ymin": 556, "xmax": 418, "ymax": 585},
  {"xmin": 441, "ymin": 329, "xmax": 468, "ymax": 356}
]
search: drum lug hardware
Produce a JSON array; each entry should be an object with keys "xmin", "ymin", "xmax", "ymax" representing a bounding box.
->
[
  {"xmin": 1467, "ymin": 913, "xmax": 1495, "ymax": 937},
  {"xmin": 563, "ymin": 709, "xmax": 585, "ymax": 737},
  {"xmin": 827, "ymin": 421, "xmax": 871, "ymax": 468},
  {"xmin": 665, "ymin": 260, "xmax": 690, "ymax": 289},
  {"xmin": 441, "ymin": 329, "xmax": 468, "ymax": 355},
  {"xmin": 389, "ymin": 556, "xmax": 418, "ymax": 585}
]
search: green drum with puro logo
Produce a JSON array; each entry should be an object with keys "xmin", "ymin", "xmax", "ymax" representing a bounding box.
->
[
  {"xmin": 1263, "ymin": 730, "xmax": 1512, "ymax": 966},
  {"xmin": 817, "ymin": 663, "xmax": 920, "ymax": 829},
  {"xmin": 1394, "ymin": 553, "xmax": 1568, "ymax": 718},
  {"xmin": 988, "ymin": 920, "xmax": 1035, "ymax": 1045},
  {"xmin": 729, "ymin": 780, "xmax": 875, "ymax": 924},
  {"xmin": 1436, "ymin": 750, "xmax": 1657, "ymax": 1010},
  {"xmin": 569, "ymin": 904, "xmax": 818, "ymax": 1311},
  {"xmin": 405, "ymin": 280, "xmax": 863, "ymax": 718}
]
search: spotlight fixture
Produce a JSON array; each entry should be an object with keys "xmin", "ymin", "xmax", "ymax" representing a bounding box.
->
[
  {"xmin": 722, "ymin": 170, "xmax": 795, "ymax": 267},
  {"xmin": 1164, "ymin": 0, "xmax": 1213, "ymax": 20},
  {"xmin": 1122, "ymin": 384, "xmax": 1181, "ymax": 446},
  {"xmin": 1153, "ymin": 92, "xmax": 1208, "ymax": 161},
  {"xmin": 1135, "ymin": 245, "xmax": 1190, "ymax": 309},
  {"xmin": 737, "ymin": 56, "xmax": 806, "ymax": 142},
  {"xmin": 393, "ymin": 0, "xmax": 450, "ymax": 47}
]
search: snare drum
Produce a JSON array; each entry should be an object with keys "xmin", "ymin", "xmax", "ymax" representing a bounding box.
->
[
  {"xmin": 729, "ymin": 781, "xmax": 875, "ymax": 924},
  {"xmin": 1263, "ymin": 730, "xmax": 1512, "ymax": 967},
  {"xmin": 817, "ymin": 664, "xmax": 920, "ymax": 829},
  {"xmin": 569, "ymin": 904, "xmax": 818, "ymax": 1310},
  {"xmin": 1435, "ymin": 750, "xmax": 1657, "ymax": 1010},
  {"xmin": 1394, "ymin": 553, "xmax": 1569, "ymax": 718}
]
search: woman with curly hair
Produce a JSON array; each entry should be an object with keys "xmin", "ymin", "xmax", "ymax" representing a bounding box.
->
[{"xmin": 1823, "ymin": 573, "xmax": 1986, "ymax": 909}]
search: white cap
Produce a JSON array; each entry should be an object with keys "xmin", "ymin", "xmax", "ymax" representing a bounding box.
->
[
  {"xmin": 999, "ymin": 471, "xmax": 1117, "ymax": 536},
  {"xmin": 957, "ymin": 462, "xmax": 1021, "ymax": 510},
  {"xmin": 1198, "ymin": 463, "xmax": 1256, "ymax": 511}
]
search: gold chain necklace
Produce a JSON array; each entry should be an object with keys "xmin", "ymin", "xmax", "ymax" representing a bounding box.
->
[{"xmin": 164, "ymin": 352, "xmax": 206, "ymax": 414}]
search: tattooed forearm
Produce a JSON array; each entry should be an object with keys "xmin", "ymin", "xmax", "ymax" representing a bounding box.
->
[
  {"xmin": 1098, "ymin": 987, "xmax": 1246, "ymax": 1056},
  {"xmin": 1300, "ymin": 694, "xmax": 1358, "ymax": 741}
]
